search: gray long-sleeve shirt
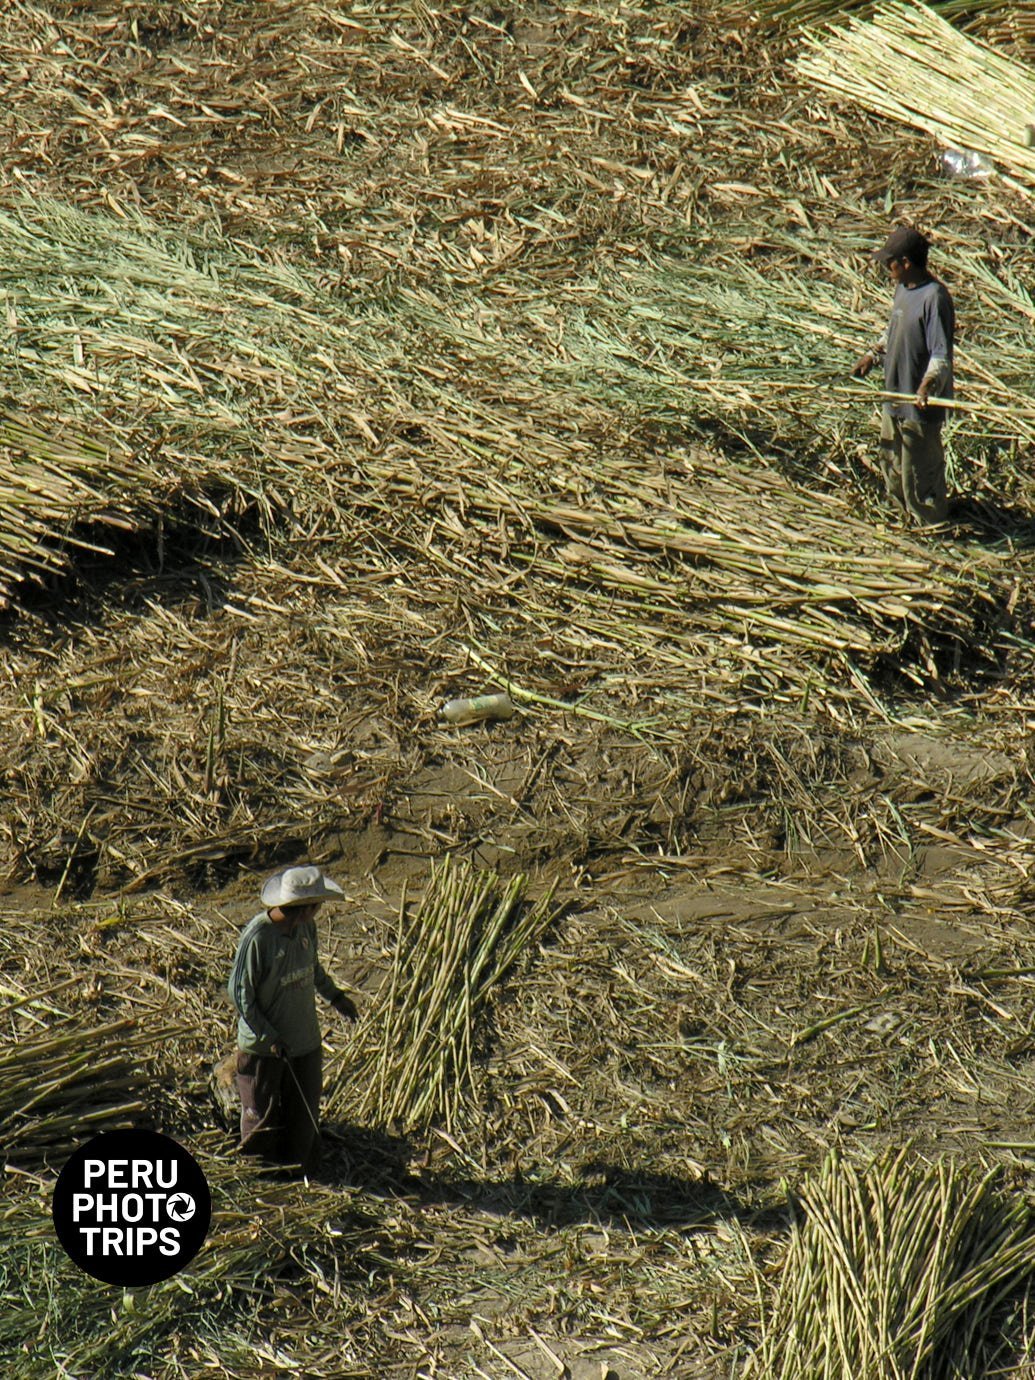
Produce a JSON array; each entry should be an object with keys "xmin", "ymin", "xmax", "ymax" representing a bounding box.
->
[
  {"xmin": 228, "ymin": 911, "xmax": 346, "ymax": 1057},
  {"xmin": 873, "ymin": 276, "xmax": 955, "ymax": 425}
]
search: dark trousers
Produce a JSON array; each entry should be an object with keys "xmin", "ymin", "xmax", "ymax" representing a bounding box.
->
[{"xmin": 236, "ymin": 1047, "xmax": 322, "ymax": 1175}]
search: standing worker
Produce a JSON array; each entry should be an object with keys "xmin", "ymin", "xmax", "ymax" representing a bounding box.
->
[
  {"xmin": 228, "ymin": 865, "xmax": 358, "ymax": 1175},
  {"xmin": 852, "ymin": 226, "xmax": 955, "ymax": 525}
]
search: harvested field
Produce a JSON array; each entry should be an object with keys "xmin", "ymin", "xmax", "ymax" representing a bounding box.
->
[{"xmin": 2, "ymin": 1, "xmax": 1035, "ymax": 1377}]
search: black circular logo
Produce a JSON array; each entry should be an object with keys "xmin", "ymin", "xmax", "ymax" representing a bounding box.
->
[{"xmin": 52, "ymin": 1129, "xmax": 211, "ymax": 1286}]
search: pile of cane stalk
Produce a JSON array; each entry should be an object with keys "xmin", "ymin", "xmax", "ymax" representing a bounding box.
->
[
  {"xmin": 750, "ymin": 1148, "xmax": 1035, "ymax": 1378},
  {"xmin": 751, "ymin": 0, "xmax": 1035, "ymax": 53},
  {"xmin": 797, "ymin": 3, "xmax": 1035, "ymax": 192},
  {"xmin": 0, "ymin": 998, "xmax": 168, "ymax": 1166},
  {"xmin": 334, "ymin": 856, "xmax": 557, "ymax": 1133}
]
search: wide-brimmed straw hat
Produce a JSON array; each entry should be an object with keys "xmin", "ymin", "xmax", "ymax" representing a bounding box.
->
[{"xmin": 261, "ymin": 865, "xmax": 344, "ymax": 910}]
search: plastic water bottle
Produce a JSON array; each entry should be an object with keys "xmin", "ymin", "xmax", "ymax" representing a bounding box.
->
[
  {"xmin": 941, "ymin": 148, "xmax": 993, "ymax": 180},
  {"xmin": 440, "ymin": 693, "xmax": 515, "ymax": 726}
]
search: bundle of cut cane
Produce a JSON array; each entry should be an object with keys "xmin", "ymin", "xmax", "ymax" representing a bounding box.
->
[
  {"xmin": 750, "ymin": 1147, "xmax": 1035, "ymax": 1378},
  {"xmin": 331, "ymin": 856, "xmax": 557, "ymax": 1133},
  {"xmin": 752, "ymin": 0, "xmax": 1035, "ymax": 55},
  {"xmin": 0, "ymin": 1005, "xmax": 172, "ymax": 1165},
  {"xmin": 797, "ymin": 3, "xmax": 1035, "ymax": 192}
]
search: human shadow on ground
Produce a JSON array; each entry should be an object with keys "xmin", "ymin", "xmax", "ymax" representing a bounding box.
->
[
  {"xmin": 948, "ymin": 496, "xmax": 1035, "ymax": 547},
  {"xmin": 427, "ymin": 1162, "xmax": 778, "ymax": 1234},
  {"xmin": 319, "ymin": 1123, "xmax": 782, "ymax": 1235},
  {"xmin": 0, "ymin": 501, "xmax": 251, "ymax": 630}
]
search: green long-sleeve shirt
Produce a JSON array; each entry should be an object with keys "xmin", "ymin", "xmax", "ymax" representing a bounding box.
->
[{"xmin": 228, "ymin": 911, "xmax": 346, "ymax": 1057}]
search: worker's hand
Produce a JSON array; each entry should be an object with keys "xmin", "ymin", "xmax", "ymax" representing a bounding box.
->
[
  {"xmin": 269, "ymin": 1041, "xmax": 287, "ymax": 1059},
  {"xmin": 333, "ymin": 993, "xmax": 358, "ymax": 1022},
  {"xmin": 851, "ymin": 352, "xmax": 876, "ymax": 379},
  {"xmin": 915, "ymin": 380, "xmax": 930, "ymax": 410}
]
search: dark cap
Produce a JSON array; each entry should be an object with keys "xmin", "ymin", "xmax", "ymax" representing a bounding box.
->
[{"xmin": 874, "ymin": 225, "xmax": 930, "ymax": 265}]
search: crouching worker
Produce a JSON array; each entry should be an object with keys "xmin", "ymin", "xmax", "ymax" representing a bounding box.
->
[{"xmin": 228, "ymin": 865, "xmax": 357, "ymax": 1175}]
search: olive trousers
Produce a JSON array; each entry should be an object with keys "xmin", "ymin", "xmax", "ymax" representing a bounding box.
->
[{"xmin": 879, "ymin": 412, "xmax": 948, "ymax": 525}]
